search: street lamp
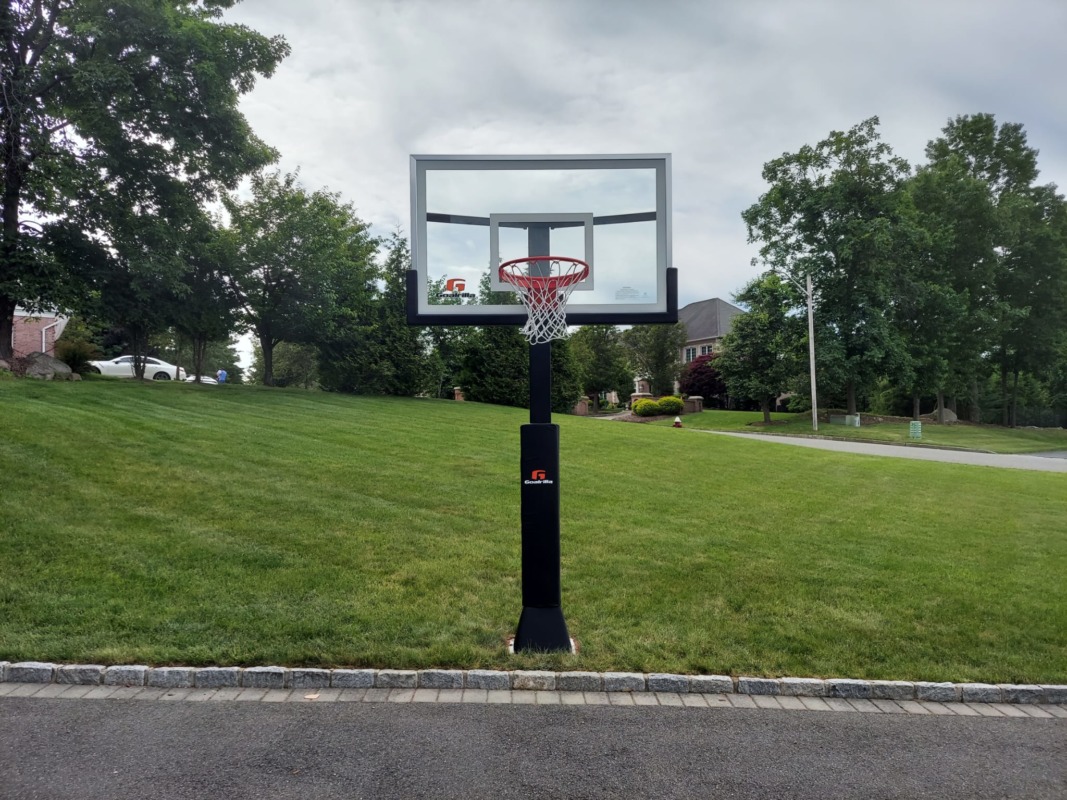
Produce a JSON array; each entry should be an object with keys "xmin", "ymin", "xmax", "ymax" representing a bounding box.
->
[{"xmin": 778, "ymin": 271, "xmax": 818, "ymax": 432}]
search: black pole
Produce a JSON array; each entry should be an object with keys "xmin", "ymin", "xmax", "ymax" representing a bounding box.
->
[{"xmin": 513, "ymin": 226, "xmax": 571, "ymax": 652}]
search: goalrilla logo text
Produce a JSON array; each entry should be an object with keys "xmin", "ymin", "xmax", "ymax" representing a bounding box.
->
[
  {"xmin": 437, "ymin": 276, "xmax": 476, "ymax": 300},
  {"xmin": 524, "ymin": 469, "xmax": 554, "ymax": 485}
]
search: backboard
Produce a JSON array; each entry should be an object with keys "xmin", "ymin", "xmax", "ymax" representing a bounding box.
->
[{"xmin": 407, "ymin": 154, "xmax": 675, "ymax": 325}]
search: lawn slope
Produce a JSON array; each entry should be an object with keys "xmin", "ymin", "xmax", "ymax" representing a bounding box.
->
[{"xmin": 1, "ymin": 380, "xmax": 1064, "ymax": 683}]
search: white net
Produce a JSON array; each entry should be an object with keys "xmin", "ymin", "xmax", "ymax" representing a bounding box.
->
[{"xmin": 499, "ymin": 257, "xmax": 589, "ymax": 345}]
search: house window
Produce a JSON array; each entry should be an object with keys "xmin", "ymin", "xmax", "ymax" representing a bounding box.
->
[
  {"xmin": 700, "ymin": 344, "xmax": 715, "ymax": 356},
  {"xmin": 684, "ymin": 347, "xmax": 696, "ymax": 363}
]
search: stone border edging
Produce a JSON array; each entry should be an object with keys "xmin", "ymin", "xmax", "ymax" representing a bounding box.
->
[{"xmin": 1, "ymin": 661, "xmax": 1063, "ymax": 705}]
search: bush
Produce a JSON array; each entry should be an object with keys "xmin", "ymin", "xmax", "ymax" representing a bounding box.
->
[
  {"xmin": 54, "ymin": 338, "xmax": 100, "ymax": 374},
  {"xmin": 632, "ymin": 398, "xmax": 660, "ymax": 417},
  {"xmin": 657, "ymin": 395, "xmax": 684, "ymax": 415}
]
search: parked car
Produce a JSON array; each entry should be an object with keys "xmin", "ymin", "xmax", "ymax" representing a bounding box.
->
[
  {"xmin": 184, "ymin": 375, "xmax": 218, "ymax": 385},
  {"xmin": 88, "ymin": 355, "xmax": 186, "ymax": 381}
]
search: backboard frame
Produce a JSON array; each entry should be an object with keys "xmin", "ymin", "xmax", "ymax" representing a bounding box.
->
[{"xmin": 407, "ymin": 154, "xmax": 676, "ymax": 326}]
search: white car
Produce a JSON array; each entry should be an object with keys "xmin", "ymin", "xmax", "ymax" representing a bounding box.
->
[
  {"xmin": 88, "ymin": 355, "xmax": 186, "ymax": 381},
  {"xmin": 184, "ymin": 375, "xmax": 219, "ymax": 385}
]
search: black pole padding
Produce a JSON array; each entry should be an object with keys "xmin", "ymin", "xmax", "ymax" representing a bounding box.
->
[
  {"xmin": 515, "ymin": 606, "xmax": 571, "ymax": 653},
  {"xmin": 514, "ymin": 422, "xmax": 571, "ymax": 652}
]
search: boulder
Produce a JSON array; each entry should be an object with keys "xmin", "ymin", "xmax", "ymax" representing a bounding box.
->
[
  {"xmin": 24, "ymin": 351, "xmax": 73, "ymax": 381},
  {"xmin": 0, "ymin": 358, "xmax": 10, "ymax": 371}
]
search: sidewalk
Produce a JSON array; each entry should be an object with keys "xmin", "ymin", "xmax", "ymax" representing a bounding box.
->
[{"xmin": 3, "ymin": 682, "xmax": 1065, "ymax": 718}]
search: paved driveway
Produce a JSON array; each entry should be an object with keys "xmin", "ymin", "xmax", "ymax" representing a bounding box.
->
[{"xmin": 703, "ymin": 431, "xmax": 1067, "ymax": 473}]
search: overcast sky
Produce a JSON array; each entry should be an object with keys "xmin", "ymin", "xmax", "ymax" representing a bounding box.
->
[{"xmin": 222, "ymin": 0, "xmax": 1067, "ymax": 310}]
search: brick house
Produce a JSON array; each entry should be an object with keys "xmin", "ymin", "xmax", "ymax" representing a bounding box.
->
[{"xmin": 12, "ymin": 308, "xmax": 68, "ymax": 359}]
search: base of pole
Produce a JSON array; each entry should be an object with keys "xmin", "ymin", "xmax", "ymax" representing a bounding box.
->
[{"xmin": 513, "ymin": 606, "xmax": 573, "ymax": 653}]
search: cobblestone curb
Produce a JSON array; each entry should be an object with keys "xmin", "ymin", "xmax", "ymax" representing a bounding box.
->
[{"xmin": 2, "ymin": 662, "xmax": 1064, "ymax": 704}]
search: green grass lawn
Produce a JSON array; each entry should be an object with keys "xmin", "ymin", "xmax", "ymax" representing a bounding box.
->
[
  {"xmin": 662, "ymin": 409, "xmax": 1067, "ymax": 453},
  {"xmin": 1, "ymin": 380, "xmax": 1064, "ymax": 683}
]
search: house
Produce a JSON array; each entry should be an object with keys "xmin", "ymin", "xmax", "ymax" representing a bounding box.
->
[
  {"xmin": 12, "ymin": 307, "xmax": 68, "ymax": 359},
  {"xmin": 632, "ymin": 297, "xmax": 744, "ymax": 396},
  {"xmin": 678, "ymin": 297, "xmax": 743, "ymax": 364}
]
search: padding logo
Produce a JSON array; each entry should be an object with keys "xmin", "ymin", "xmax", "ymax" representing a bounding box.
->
[{"xmin": 524, "ymin": 469, "xmax": 554, "ymax": 485}]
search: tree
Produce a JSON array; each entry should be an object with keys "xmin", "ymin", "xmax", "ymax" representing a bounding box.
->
[
  {"xmin": 621, "ymin": 323, "xmax": 687, "ymax": 396},
  {"xmin": 924, "ymin": 114, "xmax": 1067, "ymax": 425},
  {"xmin": 171, "ymin": 220, "xmax": 239, "ymax": 383},
  {"xmin": 318, "ymin": 233, "xmax": 429, "ymax": 396},
  {"xmin": 742, "ymin": 117, "xmax": 912, "ymax": 415},
  {"xmin": 222, "ymin": 171, "xmax": 378, "ymax": 386},
  {"xmin": 904, "ymin": 155, "xmax": 999, "ymax": 421},
  {"xmin": 569, "ymin": 324, "xmax": 632, "ymax": 409},
  {"xmin": 0, "ymin": 0, "xmax": 289, "ymax": 360},
  {"xmin": 249, "ymin": 341, "xmax": 317, "ymax": 388},
  {"xmin": 677, "ymin": 353, "xmax": 729, "ymax": 408},
  {"xmin": 716, "ymin": 274, "xmax": 803, "ymax": 423}
]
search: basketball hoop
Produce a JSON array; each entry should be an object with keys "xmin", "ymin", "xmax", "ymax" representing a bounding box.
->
[{"xmin": 498, "ymin": 256, "xmax": 590, "ymax": 345}]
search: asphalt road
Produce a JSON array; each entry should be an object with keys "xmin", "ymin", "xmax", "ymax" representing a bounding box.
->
[{"xmin": 1, "ymin": 698, "xmax": 1063, "ymax": 799}]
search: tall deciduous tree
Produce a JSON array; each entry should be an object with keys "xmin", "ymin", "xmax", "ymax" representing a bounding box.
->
[
  {"xmin": 621, "ymin": 322, "xmax": 686, "ymax": 396},
  {"xmin": 569, "ymin": 324, "xmax": 632, "ymax": 409},
  {"xmin": 717, "ymin": 274, "xmax": 803, "ymax": 423},
  {"xmin": 222, "ymin": 171, "xmax": 378, "ymax": 386},
  {"xmin": 742, "ymin": 117, "xmax": 912, "ymax": 415},
  {"xmin": 924, "ymin": 114, "xmax": 1067, "ymax": 425},
  {"xmin": 0, "ymin": 0, "xmax": 288, "ymax": 360},
  {"xmin": 905, "ymin": 155, "xmax": 999, "ymax": 421},
  {"xmin": 172, "ymin": 218, "xmax": 239, "ymax": 382}
]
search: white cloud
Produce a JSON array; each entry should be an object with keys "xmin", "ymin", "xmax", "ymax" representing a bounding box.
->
[{"xmin": 224, "ymin": 0, "xmax": 1067, "ymax": 307}]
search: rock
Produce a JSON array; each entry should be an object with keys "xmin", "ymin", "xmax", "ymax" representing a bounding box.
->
[
  {"xmin": 24, "ymin": 351, "xmax": 73, "ymax": 381},
  {"xmin": 0, "ymin": 358, "xmax": 10, "ymax": 371}
]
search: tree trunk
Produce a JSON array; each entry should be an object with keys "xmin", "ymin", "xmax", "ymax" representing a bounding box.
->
[
  {"xmin": 761, "ymin": 396, "xmax": 772, "ymax": 424},
  {"xmin": 947, "ymin": 395, "xmax": 957, "ymax": 415},
  {"xmin": 846, "ymin": 380, "xmax": 857, "ymax": 416},
  {"xmin": 131, "ymin": 330, "xmax": 148, "ymax": 379},
  {"xmin": 1010, "ymin": 369, "xmax": 1020, "ymax": 428},
  {"xmin": 0, "ymin": 294, "xmax": 15, "ymax": 361},
  {"xmin": 1, "ymin": 88, "xmax": 25, "ymax": 363},
  {"xmin": 259, "ymin": 333, "xmax": 275, "ymax": 386},
  {"xmin": 969, "ymin": 378, "xmax": 981, "ymax": 423},
  {"xmin": 1000, "ymin": 363, "xmax": 1009, "ymax": 427},
  {"xmin": 936, "ymin": 390, "xmax": 945, "ymax": 424},
  {"xmin": 912, "ymin": 392, "xmax": 920, "ymax": 421},
  {"xmin": 192, "ymin": 336, "xmax": 207, "ymax": 381}
]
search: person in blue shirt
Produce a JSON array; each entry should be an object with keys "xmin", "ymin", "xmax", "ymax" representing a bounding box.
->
[{"xmin": 216, "ymin": 368, "xmax": 228, "ymax": 384}]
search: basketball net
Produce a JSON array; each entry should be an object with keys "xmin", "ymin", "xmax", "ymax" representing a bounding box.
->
[{"xmin": 498, "ymin": 257, "xmax": 590, "ymax": 346}]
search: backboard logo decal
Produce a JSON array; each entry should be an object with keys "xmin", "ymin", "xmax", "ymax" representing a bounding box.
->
[{"xmin": 436, "ymin": 275, "xmax": 476, "ymax": 300}]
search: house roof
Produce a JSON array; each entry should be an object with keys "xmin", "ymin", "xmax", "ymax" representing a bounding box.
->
[{"xmin": 678, "ymin": 298, "xmax": 743, "ymax": 342}]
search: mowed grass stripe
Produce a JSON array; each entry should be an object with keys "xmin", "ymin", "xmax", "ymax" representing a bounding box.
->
[{"xmin": 0, "ymin": 380, "xmax": 1063, "ymax": 682}]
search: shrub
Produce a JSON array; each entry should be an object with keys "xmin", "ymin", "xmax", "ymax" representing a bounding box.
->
[
  {"xmin": 632, "ymin": 398, "xmax": 660, "ymax": 417},
  {"xmin": 657, "ymin": 396, "xmax": 684, "ymax": 415},
  {"xmin": 55, "ymin": 338, "xmax": 100, "ymax": 374}
]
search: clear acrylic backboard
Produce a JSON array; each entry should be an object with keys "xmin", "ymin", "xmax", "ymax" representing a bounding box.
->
[{"xmin": 407, "ymin": 154, "xmax": 675, "ymax": 325}]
